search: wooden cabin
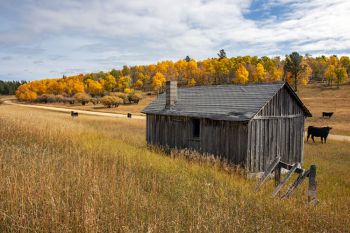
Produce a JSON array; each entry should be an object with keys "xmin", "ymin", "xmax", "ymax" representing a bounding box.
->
[{"xmin": 142, "ymin": 81, "xmax": 312, "ymax": 173}]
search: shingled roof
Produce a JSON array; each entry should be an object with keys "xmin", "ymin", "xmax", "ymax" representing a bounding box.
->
[{"xmin": 142, "ymin": 82, "xmax": 311, "ymax": 121}]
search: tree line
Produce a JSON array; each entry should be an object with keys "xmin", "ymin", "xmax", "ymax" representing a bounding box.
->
[
  {"xmin": 15, "ymin": 51, "xmax": 350, "ymax": 102},
  {"xmin": 0, "ymin": 80, "xmax": 27, "ymax": 95}
]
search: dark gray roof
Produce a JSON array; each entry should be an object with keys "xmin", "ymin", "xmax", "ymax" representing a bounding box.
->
[{"xmin": 142, "ymin": 82, "xmax": 310, "ymax": 121}]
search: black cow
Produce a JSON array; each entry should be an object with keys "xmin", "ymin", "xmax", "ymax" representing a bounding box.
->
[
  {"xmin": 71, "ymin": 111, "xmax": 79, "ymax": 118},
  {"xmin": 322, "ymin": 112, "xmax": 334, "ymax": 118},
  {"xmin": 307, "ymin": 126, "xmax": 332, "ymax": 143}
]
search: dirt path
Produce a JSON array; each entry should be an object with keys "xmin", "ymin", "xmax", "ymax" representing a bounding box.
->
[
  {"xmin": 315, "ymin": 134, "xmax": 350, "ymax": 142},
  {"xmin": 3, "ymin": 100, "xmax": 350, "ymax": 142},
  {"xmin": 3, "ymin": 100, "xmax": 146, "ymax": 120}
]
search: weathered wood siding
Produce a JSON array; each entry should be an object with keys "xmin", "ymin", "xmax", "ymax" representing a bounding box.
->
[
  {"xmin": 146, "ymin": 114, "xmax": 248, "ymax": 165},
  {"xmin": 247, "ymin": 86, "xmax": 306, "ymax": 172},
  {"xmin": 146, "ymin": 114, "xmax": 190, "ymax": 148},
  {"xmin": 200, "ymin": 119, "xmax": 248, "ymax": 164}
]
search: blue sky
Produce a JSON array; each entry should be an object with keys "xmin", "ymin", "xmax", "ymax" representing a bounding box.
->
[{"xmin": 1, "ymin": 0, "xmax": 350, "ymax": 81}]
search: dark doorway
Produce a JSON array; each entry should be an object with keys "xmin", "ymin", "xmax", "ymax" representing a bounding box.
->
[{"xmin": 192, "ymin": 119, "xmax": 200, "ymax": 138}]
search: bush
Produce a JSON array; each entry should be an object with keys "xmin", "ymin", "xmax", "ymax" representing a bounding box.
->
[
  {"xmin": 90, "ymin": 97, "xmax": 100, "ymax": 105},
  {"xmin": 74, "ymin": 93, "xmax": 91, "ymax": 105},
  {"xmin": 55, "ymin": 95, "xmax": 65, "ymax": 103},
  {"xmin": 110, "ymin": 92, "xmax": 128, "ymax": 104},
  {"xmin": 36, "ymin": 94, "xmax": 56, "ymax": 103},
  {"xmin": 128, "ymin": 93, "xmax": 142, "ymax": 104},
  {"xmin": 101, "ymin": 96, "xmax": 123, "ymax": 108},
  {"xmin": 62, "ymin": 97, "xmax": 75, "ymax": 104}
]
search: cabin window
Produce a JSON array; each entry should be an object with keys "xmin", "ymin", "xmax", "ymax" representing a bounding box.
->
[{"xmin": 192, "ymin": 119, "xmax": 200, "ymax": 138}]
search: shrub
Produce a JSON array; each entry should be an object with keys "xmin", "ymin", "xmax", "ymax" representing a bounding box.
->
[
  {"xmin": 37, "ymin": 94, "xmax": 56, "ymax": 103},
  {"xmin": 55, "ymin": 95, "xmax": 65, "ymax": 103},
  {"xmin": 74, "ymin": 93, "xmax": 91, "ymax": 105},
  {"xmin": 90, "ymin": 97, "xmax": 100, "ymax": 105},
  {"xmin": 101, "ymin": 96, "xmax": 123, "ymax": 108},
  {"xmin": 128, "ymin": 93, "xmax": 142, "ymax": 104},
  {"xmin": 62, "ymin": 97, "xmax": 75, "ymax": 104},
  {"xmin": 110, "ymin": 92, "xmax": 128, "ymax": 104}
]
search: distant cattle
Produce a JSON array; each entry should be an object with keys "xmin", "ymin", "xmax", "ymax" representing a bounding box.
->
[
  {"xmin": 307, "ymin": 126, "xmax": 332, "ymax": 143},
  {"xmin": 71, "ymin": 111, "xmax": 79, "ymax": 118},
  {"xmin": 322, "ymin": 112, "xmax": 334, "ymax": 118}
]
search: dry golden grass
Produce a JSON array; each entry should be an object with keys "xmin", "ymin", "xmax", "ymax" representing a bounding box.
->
[
  {"xmin": 299, "ymin": 83, "xmax": 350, "ymax": 136},
  {"xmin": 0, "ymin": 105, "xmax": 349, "ymax": 232}
]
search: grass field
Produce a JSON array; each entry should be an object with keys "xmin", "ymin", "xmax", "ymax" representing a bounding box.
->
[{"xmin": 0, "ymin": 105, "xmax": 349, "ymax": 232}]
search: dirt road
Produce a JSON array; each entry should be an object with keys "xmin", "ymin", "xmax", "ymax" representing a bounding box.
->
[{"xmin": 3, "ymin": 100, "xmax": 146, "ymax": 120}]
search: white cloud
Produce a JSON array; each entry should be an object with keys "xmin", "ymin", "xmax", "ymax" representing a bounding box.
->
[{"xmin": 1, "ymin": 0, "xmax": 350, "ymax": 80}]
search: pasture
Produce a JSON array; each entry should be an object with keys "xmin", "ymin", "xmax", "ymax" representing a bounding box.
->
[
  {"xmin": 0, "ymin": 105, "xmax": 349, "ymax": 232},
  {"xmin": 300, "ymin": 83, "xmax": 350, "ymax": 136}
]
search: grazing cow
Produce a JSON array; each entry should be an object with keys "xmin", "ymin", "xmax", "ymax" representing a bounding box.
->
[
  {"xmin": 71, "ymin": 111, "xmax": 79, "ymax": 118},
  {"xmin": 322, "ymin": 112, "xmax": 334, "ymax": 118},
  {"xmin": 307, "ymin": 126, "xmax": 332, "ymax": 143}
]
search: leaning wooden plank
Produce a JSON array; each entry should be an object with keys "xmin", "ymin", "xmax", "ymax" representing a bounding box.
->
[
  {"xmin": 272, "ymin": 163, "xmax": 299, "ymax": 197},
  {"xmin": 281, "ymin": 169, "xmax": 310, "ymax": 199},
  {"xmin": 254, "ymin": 156, "xmax": 280, "ymax": 192}
]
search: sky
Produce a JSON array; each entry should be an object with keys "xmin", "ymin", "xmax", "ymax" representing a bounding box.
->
[{"xmin": 1, "ymin": 0, "xmax": 350, "ymax": 81}]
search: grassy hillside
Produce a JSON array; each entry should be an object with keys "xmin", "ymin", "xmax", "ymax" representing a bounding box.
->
[{"xmin": 0, "ymin": 105, "xmax": 349, "ymax": 232}]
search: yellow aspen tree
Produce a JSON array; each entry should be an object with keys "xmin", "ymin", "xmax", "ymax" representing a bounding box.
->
[
  {"xmin": 325, "ymin": 65, "xmax": 336, "ymax": 86},
  {"xmin": 235, "ymin": 64, "xmax": 249, "ymax": 84},
  {"xmin": 116, "ymin": 76, "xmax": 131, "ymax": 91},
  {"xmin": 152, "ymin": 72, "xmax": 166, "ymax": 92},
  {"xmin": 299, "ymin": 63, "xmax": 312, "ymax": 85},
  {"xmin": 134, "ymin": 79, "xmax": 143, "ymax": 89},
  {"xmin": 103, "ymin": 74, "xmax": 117, "ymax": 91},
  {"xmin": 86, "ymin": 79, "xmax": 102, "ymax": 96},
  {"xmin": 335, "ymin": 67, "xmax": 348, "ymax": 88},
  {"xmin": 253, "ymin": 63, "xmax": 266, "ymax": 83},
  {"xmin": 272, "ymin": 67, "xmax": 283, "ymax": 81}
]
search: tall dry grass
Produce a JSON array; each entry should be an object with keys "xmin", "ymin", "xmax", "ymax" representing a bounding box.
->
[{"xmin": 0, "ymin": 105, "xmax": 349, "ymax": 232}]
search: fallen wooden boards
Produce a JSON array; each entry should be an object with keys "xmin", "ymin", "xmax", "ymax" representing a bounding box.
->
[
  {"xmin": 254, "ymin": 157, "xmax": 318, "ymax": 204},
  {"xmin": 281, "ymin": 169, "xmax": 310, "ymax": 199},
  {"xmin": 254, "ymin": 156, "xmax": 280, "ymax": 192},
  {"xmin": 272, "ymin": 162, "xmax": 299, "ymax": 197}
]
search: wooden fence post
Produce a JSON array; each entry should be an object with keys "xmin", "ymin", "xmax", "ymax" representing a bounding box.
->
[
  {"xmin": 274, "ymin": 163, "xmax": 281, "ymax": 187},
  {"xmin": 308, "ymin": 165, "xmax": 318, "ymax": 204}
]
